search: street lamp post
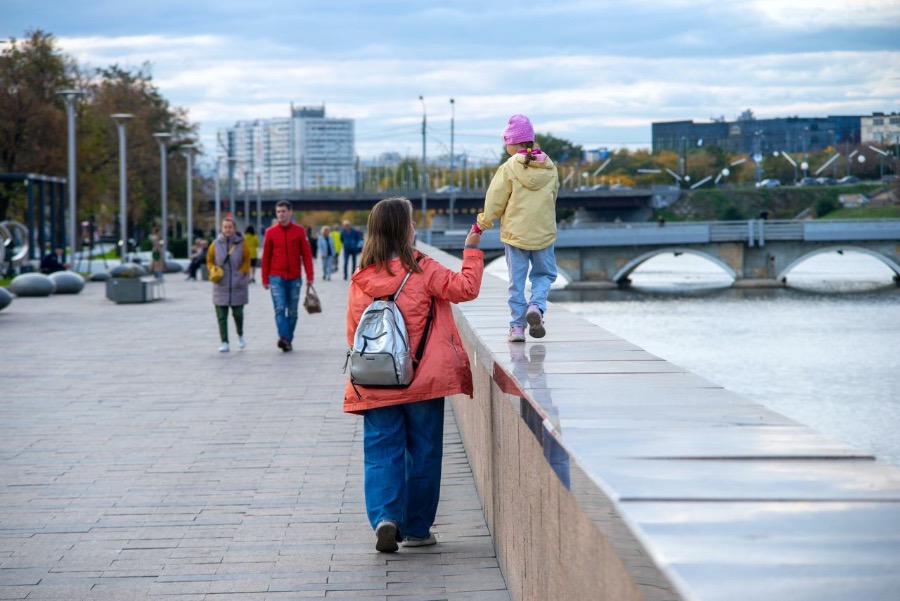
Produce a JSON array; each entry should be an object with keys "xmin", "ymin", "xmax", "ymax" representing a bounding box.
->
[
  {"xmin": 418, "ymin": 95, "xmax": 429, "ymax": 243},
  {"xmin": 214, "ymin": 156, "xmax": 222, "ymax": 233},
  {"xmin": 59, "ymin": 89, "xmax": 85, "ymax": 263},
  {"xmin": 111, "ymin": 113, "xmax": 133, "ymax": 260},
  {"xmin": 869, "ymin": 143, "xmax": 888, "ymax": 180},
  {"xmin": 449, "ymin": 98, "xmax": 456, "ymax": 229},
  {"xmin": 242, "ymin": 165, "xmax": 250, "ymax": 229},
  {"xmin": 181, "ymin": 144, "xmax": 197, "ymax": 257},
  {"xmin": 256, "ymin": 173, "xmax": 262, "ymax": 236},
  {"xmin": 153, "ymin": 132, "xmax": 172, "ymax": 251}
]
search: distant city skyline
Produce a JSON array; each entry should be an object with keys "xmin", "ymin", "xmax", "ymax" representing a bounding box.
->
[{"xmin": 4, "ymin": 0, "xmax": 899, "ymax": 166}]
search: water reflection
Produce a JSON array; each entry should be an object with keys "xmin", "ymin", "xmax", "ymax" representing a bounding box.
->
[{"xmin": 506, "ymin": 344, "xmax": 571, "ymax": 489}]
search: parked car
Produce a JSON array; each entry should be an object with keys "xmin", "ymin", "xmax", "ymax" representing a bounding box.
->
[
  {"xmin": 756, "ymin": 179, "xmax": 781, "ymax": 188},
  {"xmin": 435, "ymin": 185, "xmax": 460, "ymax": 193},
  {"xmin": 816, "ymin": 177, "xmax": 837, "ymax": 186},
  {"xmin": 609, "ymin": 183, "xmax": 633, "ymax": 190},
  {"xmin": 797, "ymin": 177, "xmax": 819, "ymax": 187},
  {"xmin": 837, "ymin": 175, "xmax": 860, "ymax": 185}
]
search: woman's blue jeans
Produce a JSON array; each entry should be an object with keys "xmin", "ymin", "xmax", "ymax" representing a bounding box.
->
[
  {"xmin": 362, "ymin": 398, "xmax": 444, "ymax": 539},
  {"xmin": 268, "ymin": 275, "xmax": 301, "ymax": 341},
  {"xmin": 505, "ymin": 244, "xmax": 558, "ymax": 327}
]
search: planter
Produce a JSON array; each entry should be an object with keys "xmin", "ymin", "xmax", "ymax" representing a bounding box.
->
[{"xmin": 105, "ymin": 277, "xmax": 163, "ymax": 303}]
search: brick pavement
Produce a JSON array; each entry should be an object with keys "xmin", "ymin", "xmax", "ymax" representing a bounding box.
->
[{"xmin": 0, "ymin": 273, "xmax": 510, "ymax": 600}]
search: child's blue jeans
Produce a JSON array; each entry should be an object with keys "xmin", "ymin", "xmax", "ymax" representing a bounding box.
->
[{"xmin": 504, "ymin": 244, "xmax": 557, "ymax": 327}]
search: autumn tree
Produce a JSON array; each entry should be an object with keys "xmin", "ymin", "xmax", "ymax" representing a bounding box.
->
[
  {"xmin": 0, "ymin": 30, "xmax": 73, "ymax": 220},
  {"xmin": 0, "ymin": 29, "xmax": 203, "ymax": 246}
]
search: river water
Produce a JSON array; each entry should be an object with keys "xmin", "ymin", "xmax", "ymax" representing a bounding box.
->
[{"xmin": 491, "ymin": 251, "xmax": 900, "ymax": 467}]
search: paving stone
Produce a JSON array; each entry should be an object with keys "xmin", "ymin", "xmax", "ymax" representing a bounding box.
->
[{"xmin": 0, "ymin": 278, "xmax": 509, "ymax": 600}]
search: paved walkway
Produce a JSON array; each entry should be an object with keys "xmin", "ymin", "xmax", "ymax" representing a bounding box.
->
[{"xmin": 0, "ymin": 273, "xmax": 510, "ymax": 600}]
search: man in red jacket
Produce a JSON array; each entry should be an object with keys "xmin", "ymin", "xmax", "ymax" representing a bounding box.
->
[{"xmin": 261, "ymin": 201, "xmax": 315, "ymax": 351}]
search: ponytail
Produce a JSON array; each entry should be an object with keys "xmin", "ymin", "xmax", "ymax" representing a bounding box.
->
[{"xmin": 522, "ymin": 142, "xmax": 535, "ymax": 169}]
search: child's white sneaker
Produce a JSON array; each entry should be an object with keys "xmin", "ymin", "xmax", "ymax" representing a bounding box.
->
[{"xmin": 508, "ymin": 325, "xmax": 526, "ymax": 343}]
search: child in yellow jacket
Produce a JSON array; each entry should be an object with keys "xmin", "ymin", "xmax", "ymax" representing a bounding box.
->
[{"xmin": 475, "ymin": 114, "xmax": 559, "ymax": 342}]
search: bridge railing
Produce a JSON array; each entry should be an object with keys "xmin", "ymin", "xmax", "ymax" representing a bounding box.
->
[{"xmin": 429, "ymin": 219, "xmax": 900, "ymax": 251}]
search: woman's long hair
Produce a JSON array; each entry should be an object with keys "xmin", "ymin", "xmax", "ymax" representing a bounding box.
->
[{"xmin": 358, "ymin": 197, "xmax": 421, "ymax": 276}]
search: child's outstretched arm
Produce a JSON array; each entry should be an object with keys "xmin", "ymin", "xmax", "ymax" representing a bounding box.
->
[{"xmin": 475, "ymin": 168, "xmax": 511, "ymax": 232}]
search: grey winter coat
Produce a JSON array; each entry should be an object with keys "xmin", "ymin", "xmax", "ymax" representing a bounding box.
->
[{"xmin": 207, "ymin": 232, "xmax": 251, "ymax": 307}]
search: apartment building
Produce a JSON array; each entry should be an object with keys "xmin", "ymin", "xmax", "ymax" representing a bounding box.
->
[
  {"xmin": 861, "ymin": 112, "xmax": 900, "ymax": 146},
  {"xmin": 652, "ymin": 115, "xmax": 863, "ymax": 156},
  {"xmin": 219, "ymin": 104, "xmax": 355, "ymax": 192}
]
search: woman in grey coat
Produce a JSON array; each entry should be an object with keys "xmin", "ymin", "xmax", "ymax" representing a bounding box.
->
[{"xmin": 206, "ymin": 218, "xmax": 251, "ymax": 352}]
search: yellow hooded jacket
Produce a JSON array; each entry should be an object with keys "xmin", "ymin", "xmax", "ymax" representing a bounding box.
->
[{"xmin": 476, "ymin": 151, "xmax": 559, "ymax": 250}]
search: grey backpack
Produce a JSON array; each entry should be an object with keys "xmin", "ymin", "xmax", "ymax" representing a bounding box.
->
[{"xmin": 345, "ymin": 263, "xmax": 432, "ymax": 387}]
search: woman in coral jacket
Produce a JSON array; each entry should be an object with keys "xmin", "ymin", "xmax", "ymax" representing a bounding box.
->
[{"xmin": 344, "ymin": 196, "xmax": 483, "ymax": 553}]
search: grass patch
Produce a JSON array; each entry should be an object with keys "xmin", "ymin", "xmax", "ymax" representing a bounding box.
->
[{"xmin": 821, "ymin": 206, "xmax": 900, "ymax": 219}]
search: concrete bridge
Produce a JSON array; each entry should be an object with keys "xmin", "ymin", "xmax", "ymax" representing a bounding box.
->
[
  {"xmin": 429, "ymin": 219, "xmax": 900, "ymax": 287},
  {"xmin": 218, "ymin": 186, "xmax": 675, "ymax": 224}
]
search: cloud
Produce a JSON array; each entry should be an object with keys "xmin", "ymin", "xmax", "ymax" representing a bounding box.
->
[{"xmin": 4, "ymin": 1, "xmax": 898, "ymax": 161}]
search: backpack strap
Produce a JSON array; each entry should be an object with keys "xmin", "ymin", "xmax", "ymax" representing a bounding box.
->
[{"xmin": 414, "ymin": 296, "xmax": 434, "ymax": 366}]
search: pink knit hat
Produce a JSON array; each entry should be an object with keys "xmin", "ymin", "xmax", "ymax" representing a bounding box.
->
[{"xmin": 502, "ymin": 114, "xmax": 534, "ymax": 145}]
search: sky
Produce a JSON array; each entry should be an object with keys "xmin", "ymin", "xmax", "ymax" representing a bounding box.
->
[{"xmin": 4, "ymin": 0, "xmax": 900, "ymax": 167}]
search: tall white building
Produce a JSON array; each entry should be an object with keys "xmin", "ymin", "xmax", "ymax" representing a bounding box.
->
[{"xmin": 218, "ymin": 104, "xmax": 355, "ymax": 192}]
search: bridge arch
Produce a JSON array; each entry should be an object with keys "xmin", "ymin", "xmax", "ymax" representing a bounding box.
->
[
  {"xmin": 611, "ymin": 247, "xmax": 737, "ymax": 284},
  {"xmin": 777, "ymin": 245, "xmax": 900, "ymax": 282}
]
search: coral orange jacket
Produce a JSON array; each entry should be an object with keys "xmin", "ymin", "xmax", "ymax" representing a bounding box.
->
[{"xmin": 343, "ymin": 248, "xmax": 484, "ymax": 414}]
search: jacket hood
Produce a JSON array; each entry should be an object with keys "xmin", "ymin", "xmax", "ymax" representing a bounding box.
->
[
  {"xmin": 510, "ymin": 152, "xmax": 557, "ymax": 191},
  {"xmin": 352, "ymin": 258, "xmax": 416, "ymax": 299}
]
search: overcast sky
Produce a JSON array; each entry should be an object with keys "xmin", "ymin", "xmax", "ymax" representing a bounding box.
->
[{"xmin": 4, "ymin": 0, "xmax": 899, "ymax": 165}]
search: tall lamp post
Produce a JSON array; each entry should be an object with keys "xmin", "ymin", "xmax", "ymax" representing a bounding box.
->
[
  {"xmin": 449, "ymin": 98, "xmax": 456, "ymax": 229},
  {"xmin": 418, "ymin": 95, "xmax": 429, "ymax": 243},
  {"xmin": 242, "ymin": 165, "xmax": 250, "ymax": 229},
  {"xmin": 111, "ymin": 113, "xmax": 133, "ymax": 260},
  {"xmin": 59, "ymin": 89, "xmax": 85, "ymax": 262},
  {"xmin": 256, "ymin": 172, "xmax": 262, "ymax": 236},
  {"xmin": 181, "ymin": 144, "xmax": 197, "ymax": 257},
  {"xmin": 214, "ymin": 155, "xmax": 222, "ymax": 233},
  {"xmin": 153, "ymin": 132, "xmax": 172, "ymax": 250}
]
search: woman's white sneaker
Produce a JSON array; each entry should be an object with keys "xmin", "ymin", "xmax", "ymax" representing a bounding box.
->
[
  {"xmin": 401, "ymin": 532, "xmax": 437, "ymax": 547},
  {"xmin": 218, "ymin": 342, "xmax": 230, "ymax": 353}
]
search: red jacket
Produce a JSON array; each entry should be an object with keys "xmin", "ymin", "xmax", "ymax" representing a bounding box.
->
[
  {"xmin": 344, "ymin": 249, "xmax": 484, "ymax": 414},
  {"xmin": 261, "ymin": 222, "xmax": 314, "ymax": 287}
]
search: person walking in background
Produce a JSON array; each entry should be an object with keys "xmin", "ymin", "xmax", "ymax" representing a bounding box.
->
[
  {"xmin": 344, "ymin": 196, "xmax": 484, "ymax": 553},
  {"xmin": 207, "ymin": 218, "xmax": 251, "ymax": 352},
  {"xmin": 261, "ymin": 201, "xmax": 315, "ymax": 352},
  {"xmin": 244, "ymin": 225, "xmax": 260, "ymax": 283},
  {"xmin": 149, "ymin": 226, "xmax": 165, "ymax": 280},
  {"xmin": 340, "ymin": 219, "xmax": 363, "ymax": 280},
  {"xmin": 329, "ymin": 224, "xmax": 343, "ymax": 276},
  {"xmin": 185, "ymin": 239, "xmax": 208, "ymax": 280},
  {"xmin": 318, "ymin": 225, "xmax": 336, "ymax": 280},
  {"xmin": 474, "ymin": 114, "xmax": 559, "ymax": 342}
]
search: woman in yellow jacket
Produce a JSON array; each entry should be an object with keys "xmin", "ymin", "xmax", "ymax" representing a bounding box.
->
[
  {"xmin": 243, "ymin": 225, "xmax": 260, "ymax": 283},
  {"xmin": 207, "ymin": 218, "xmax": 252, "ymax": 352},
  {"xmin": 345, "ymin": 197, "xmax": 483, "ymax": 552}
]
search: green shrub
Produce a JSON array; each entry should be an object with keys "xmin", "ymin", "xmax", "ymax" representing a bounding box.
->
[{"xmin": 815, "ymin": 198, "xmax": 838, "ymax": 217}]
